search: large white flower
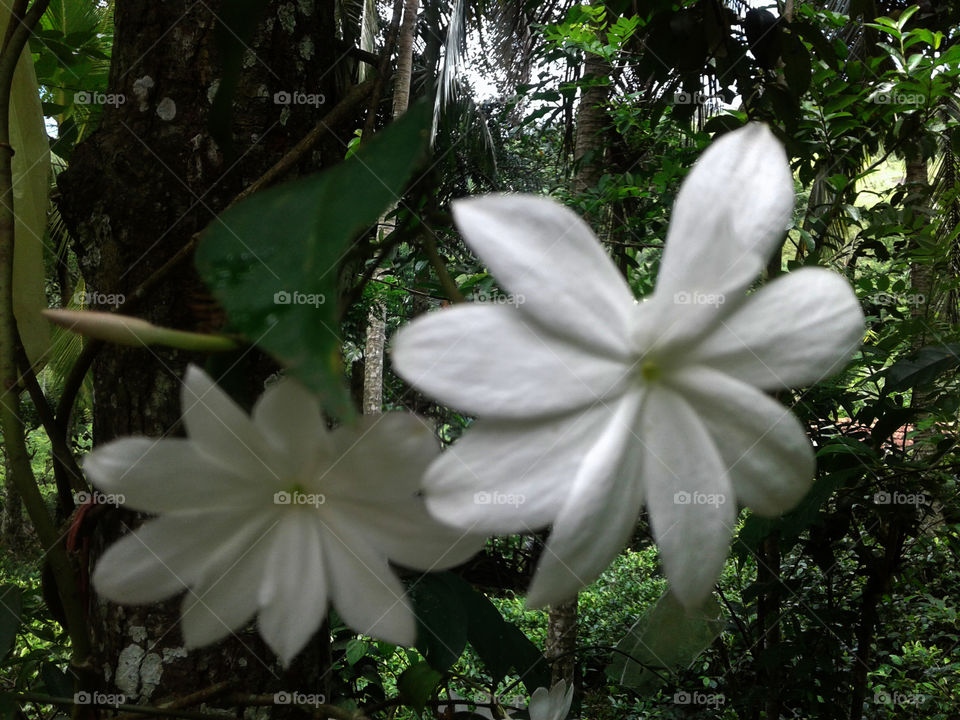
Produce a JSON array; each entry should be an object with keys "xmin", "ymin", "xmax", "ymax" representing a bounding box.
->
[
  {"xmin": 85, "ymin": 366, "xmax": 483, "ymax": 666},
  {"xmin": 392, "ymin": 123, "xmax": 864, "ymax": 609}
]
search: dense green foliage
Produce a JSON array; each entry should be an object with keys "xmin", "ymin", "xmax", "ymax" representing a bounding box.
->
[{"xmin": 3, "ymin": 1, "xmax": 960, "ymax": 719}]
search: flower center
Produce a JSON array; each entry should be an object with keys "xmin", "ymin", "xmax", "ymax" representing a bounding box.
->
[{"xmin": 640, "ymin": 358, "xmax": 661, "ymax": 383}]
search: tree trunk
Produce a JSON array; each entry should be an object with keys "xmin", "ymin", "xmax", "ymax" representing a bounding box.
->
[
  {"xmin": 392, "ymin": 0, "xmax": 420, "ymax": 117},
  {"xmin": 56, "ymin": 0, "xmax": 348, "ymax": 705},
  {"xmin": 545, "ymin": 599, "xmax": 577, "ymax": 686},
  {"xmin": 572, "ymin": 37, "xmax": 611, "ymax": 195},
  {"xmin": 362, "ymin": 302, "xmax": 386, "ymax": 415},
  {"xmin": 362, "ymin": 1, "xmax": 420, "ymax": 414}
]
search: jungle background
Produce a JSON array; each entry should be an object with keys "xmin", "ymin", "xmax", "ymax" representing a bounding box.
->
[{"xmin": 2, "ymin": 0, "xmax": 960, "ymax": 718}]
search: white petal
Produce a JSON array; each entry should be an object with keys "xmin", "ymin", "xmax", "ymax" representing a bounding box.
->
[
  {"xmin": 529, "ymin": 681, "xmax": 574, "ymax": 720},
  {"xmin": 423, "ymin": 403, "xmax": 614, "ymax": 534},
  {"xmin": 525, "ymin": 392, "xmax": 644, "ymax": 608},
  {"xmin": 180, "ymin": 529, "xmax": 273, "ymax": 649},
  {"xmin": 92, "ymin": 510, "xmax": 269, "ymax": 604},
  {"xmin": 342, "ymin": 501, "xmax": 485, "ymax": 571},
  {"xmin": 452, "ymin": 194, "xmax": 635, "ymax": 357},
  {"xmin": 392, "ymin": 304, "xmax": 629, "ymax": 419},
  {"xmin": 322, "ymin": 516, "xmax": 415, "ymax": 646},
  {"xmin": 656, "ymin": 123, "xmax": 794, "ymax": 299},
  {"xmin": 690, "ymin": 267, "xmax": 864, "ymax": 389},
  {"xmin": 641, "ymin": 386, "xmax": 736, "ymax": 607},
  {"xmin": 180, "ymin": 365, "xmax": 277, "ymax": 481},
  {"xmin": 252, "ymin": 377, "xmax": 330, "ymax": 479},
  {"xmin": 323, "ymin": 413, "xmax": 438, "ymax": 500},
  {"xmin": 671, "ymin": 366, "xmax": 814, "ymax": 516},
  {"xmin": 257, "ymin": 512, "xmax": 327, "ymax": 666},
  {"xmin": 83, "ymin": 438, "xmax": 262, "ymax": 512}
]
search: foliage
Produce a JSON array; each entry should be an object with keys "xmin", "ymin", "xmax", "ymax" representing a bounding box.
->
[{"xmin": 2, "ymin": 1, "xmax": 960, "ymax": 720}]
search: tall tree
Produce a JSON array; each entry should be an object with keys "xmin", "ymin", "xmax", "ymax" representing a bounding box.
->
[{"xmin": 56, "ymin": 0, "xmax": 362, "ymax": 702}]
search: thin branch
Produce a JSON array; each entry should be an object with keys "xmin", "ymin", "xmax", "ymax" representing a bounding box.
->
[{"xmin": 421, "ymin": 232, "xmax": 465, "ymax": 303}]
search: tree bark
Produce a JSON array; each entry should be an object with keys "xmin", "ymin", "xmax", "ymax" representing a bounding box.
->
[
  {"xmin": 392, "ymin": 0, "xmax": 420, "ymax": 117},
  {"xmin": 56, "ymin": 0, "xmax": 348, "ymax": 705},
  {"xmin": 545, "ymin": 599, "xmax": 577, "ymax": 686},
  {"xmin": 362, "ymin": 301, "xmax": 386, "ymax": 415}
]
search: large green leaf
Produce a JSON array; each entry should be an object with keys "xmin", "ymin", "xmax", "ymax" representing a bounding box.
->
[
  {"xmin": 398, "ymin": 661, "xmax": 444, "ymax": 712},
  {"xmin": 3, "ymin": 6, "xmax": 52, "ymax": 369},
  {"xmin": 196, "ymin": 102, "xmax": 430, "ymax": 413},
  {"xmin": 885, "ymin": 343, "xmax": 960, "ymax": 392},
  {"xmin": 409, "ymin": 573, "xmax": 469, "ymax": 672},
  {"xmin": 432, "ymin": 573, "xmax": 549, "ymax": 691},
  {"xmin": 607, "ymin": 590, "xmax": 724, "ymax": 692}
]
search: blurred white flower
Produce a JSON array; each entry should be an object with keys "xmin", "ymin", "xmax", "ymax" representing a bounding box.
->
[
  {"xmin": 439, "ymin": 681, "xmax": 573, "ymax": 720},
  {"xmin": 85, "ymin": 365, "xmax": 483, "ymax": 666},
  {"xmin": 392, "ymin": 123, "xmax": 864, "ymax": 608},
  {"xmin": 528, "ymin": 681, "xmax": 574, "ymax": 720}
]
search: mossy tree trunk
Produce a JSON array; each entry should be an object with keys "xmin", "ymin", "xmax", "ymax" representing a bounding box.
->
[{"xmin": 56, "ymin": 0, "xmax": 356, "ymax": 706}]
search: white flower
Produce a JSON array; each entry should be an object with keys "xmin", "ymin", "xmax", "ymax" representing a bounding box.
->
[
  {"xmin": 85, "ymin": 366, "xmax": 483, "ymax": 666},
  {"xmin": 441, "ymin": 681, "xmax": 573, "ymax": 720},
  {"xmin": 392, "ymin": 123, "xmax": 864, "ymax": 608},
  {"xmin": 528, "ymin": 681, "xmax": 574, "ymax": 720}
]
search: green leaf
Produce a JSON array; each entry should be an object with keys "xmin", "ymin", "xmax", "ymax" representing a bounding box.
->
[
  {"xmin": 398, "ymin": 661, "xmax": 443, "ymax": 712},
  {"xmin": 409, "ymin": 574, "xmax": 469, "ymax": 672},
  {"xmin": 2, "ymin": 6, "xmax": 52, "ymax": 369},
  {"xmin": 39, "ymin": 663, "xmax": 73, "ymax": 697},
  {"xmin": 196, "ymin": 101, "xmax": 430, "ymax": 413},
  {"xmin": 0, "ymin": 586, "xmax": 23, "ymax": 661},
  {"xmin": 418, "ymin": 573, "xmax": 549, "ymax": 692},
  {"xmin": 885, "ymin": 344, "xmax": 960, "ymax": 392},
  {"xmin": 345, "ymin": 639, "xmax": 369, "ymax": 666},
  {"xmin": 607, "ymin": 590, "xmax": 724, "ymax": 691}
]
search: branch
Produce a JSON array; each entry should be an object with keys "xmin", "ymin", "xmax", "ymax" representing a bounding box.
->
[{"xmin": 421, "ymin": 232, "xmax": 465, "ymax": 303}]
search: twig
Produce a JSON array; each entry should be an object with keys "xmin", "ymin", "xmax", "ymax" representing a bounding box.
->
[{"xmin": 421, "ymin": 232, "xmax": 465, "ymax": 303}]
